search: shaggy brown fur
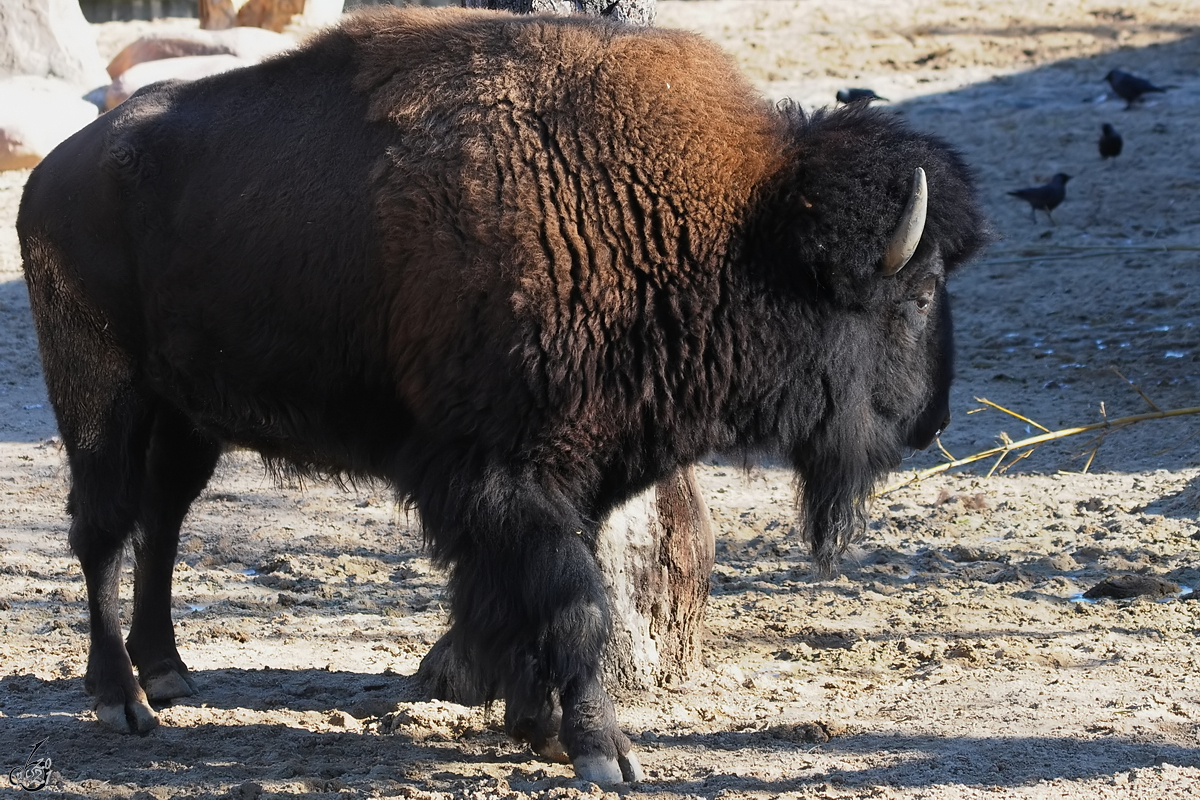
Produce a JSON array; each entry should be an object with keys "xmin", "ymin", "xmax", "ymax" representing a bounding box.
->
[{"xmin": 347, "ymin": 8, "xmax": 785, "ymax": 465}]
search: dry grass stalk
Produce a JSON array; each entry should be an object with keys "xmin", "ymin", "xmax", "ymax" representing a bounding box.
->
[{"xmin": 878, "ymin": 398, "xmax": 1200, "ymax": 496}]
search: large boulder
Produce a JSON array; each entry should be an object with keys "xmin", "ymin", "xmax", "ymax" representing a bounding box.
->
[
  {"xmin": 0, "ymin": 0, "xmax": 109, "ymax": 90},
  {"xmin": 107, "ymin": 26, "xmax": 297, "ymax": 80},
  {"xmin": 105, "ymin": 54, "xmax": 255, "ymax": 110},
  {"xmin": 0, "ymin": 76, "xmax": 98, "ymax": 171}
]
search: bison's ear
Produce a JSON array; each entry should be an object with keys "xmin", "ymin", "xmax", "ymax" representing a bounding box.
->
[{"xmin": 879, "ymin": 167, "xmax": 927, "ymax": 276}]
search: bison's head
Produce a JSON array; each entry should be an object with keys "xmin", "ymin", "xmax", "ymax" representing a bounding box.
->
[{"xmin": 746, "ymin": 102, "xmax": 990, "ymax": 574}]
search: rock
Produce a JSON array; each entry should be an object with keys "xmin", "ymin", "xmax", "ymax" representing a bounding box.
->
[
  {"xmin": 1071, "ymin": 545, "xmax": 1105, "ymax": 563},
  {"xmin": 347, "ymin": 697, "xmax": 397, "ymax": 720},
  {"xmin": 326, "ymin": 709, "xmax": 362, "ymax": 730},
  {"xmin": 105, "ymin": 54, "xmax": 255, "ymax": 111},
  {"xmin": 1037, "ymin": 553, "xmax": 1078, "ymax": 571},
  {"xmin": 201, "ymin": 0, "xmax": 344, "ymax": 33},
  {"xmin": 0, "ymin": 76, "xmax": 97, "ymax": 171},
  {"xmin": 1082, "ymin": 574, "xmax": 1180, "ymax": 600},
  {"xmin": 388, "ymin": 700, "xmax": 478, "ymax": 739},
  {"xmin": 107, "ymin": 27, "xmax": 297, "ymax": 80},
  {"xmin": 862, "ymin": 546, "xmax": 907, "ymax": 564},
  {"xmin": 0, "ymin": 0, "xmax": 109, "ymax": 89},
  {"xmin": 231, "ymin": 781, "xmax": 263, "ymax": 800},
  {"xmin": 768, "ymin": 720, "xmax": 845, "ymax": 743},
  {"xmin": 947, "ymin": 544, "xmax": 999, "ymax": 563}
]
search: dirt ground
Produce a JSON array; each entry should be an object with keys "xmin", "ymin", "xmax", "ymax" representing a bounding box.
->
[{"xmin": 3, "ymin": 1, "xmax": 1200, "ymax": 798}]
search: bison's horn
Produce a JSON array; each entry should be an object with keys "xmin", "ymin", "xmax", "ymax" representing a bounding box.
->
[{"xmin": 880, "ymin": 167, "xmax": 928, "ymax": 276}]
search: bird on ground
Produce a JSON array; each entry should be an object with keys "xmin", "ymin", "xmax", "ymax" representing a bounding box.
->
[
  {"xmin": 1008, "ymin": 173, "xmax": 1071, "ymax": 225},
  {"xmin": 1104, "ymin": 69, "xmax": 1177, "ymax": 109},
  {"xmin": 1099, "ymin": 123, "xmax": 1123, "ymax": 162},
  {"xmin": 835, "ymin": 88, "xmax": 888, "ymax": 105}
]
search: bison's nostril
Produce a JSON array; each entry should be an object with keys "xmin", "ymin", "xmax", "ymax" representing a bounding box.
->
[{"xmin": 938, "ymin": 413, "xmax": 951, "ymax": 436}]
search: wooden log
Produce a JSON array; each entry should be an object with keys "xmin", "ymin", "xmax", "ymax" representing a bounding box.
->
[{"xmin": 597, "ymin": 466, "xmax": 715, "ymax": 689}]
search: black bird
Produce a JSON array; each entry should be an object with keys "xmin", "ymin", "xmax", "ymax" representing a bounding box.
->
[
  {"xmin": 1104, "ymin": 69, "xmax": 1176, "ymax": 109},
  {"xmin": 1008, "ymin": 173, "xmax": 1071, "ymax": 225},
  {"xmin": 836, "ymin": 88, "xmax": 888, "ymax": 105},
  {"xmin": 1099, "ymin": 123, "xmax": 1122, "ymax": 162}
]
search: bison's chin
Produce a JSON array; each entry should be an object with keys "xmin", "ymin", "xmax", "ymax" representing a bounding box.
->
[
  {"xmin": 907, "ymin": 410, "xmax": 951, "ymax": 452},
  {"xmin": 906, "ymin": 382, "xmax": 953, "ymax": 453}
]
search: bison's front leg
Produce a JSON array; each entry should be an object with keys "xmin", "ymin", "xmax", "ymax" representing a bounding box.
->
[
  {"xmin": 437, "ymin": 478, "xmax": 644, "ymax": 783},
  {"xmin": 415, "ymin": 631, "xmax": 494, "ymax": 707}
]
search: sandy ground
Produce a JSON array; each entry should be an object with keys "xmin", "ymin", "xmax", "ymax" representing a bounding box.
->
[{"xmin": 3, "ymin": 1, "xmax": 1200, "ymax": 797}]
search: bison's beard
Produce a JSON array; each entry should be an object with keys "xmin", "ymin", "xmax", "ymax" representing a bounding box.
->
[
  {"xmin": 791, "ymin": 420, "xmax": 892, "ymax": 576},
  {"xmin": 796, "ymin": 471, "xmax": 874, "ymax": 577}
]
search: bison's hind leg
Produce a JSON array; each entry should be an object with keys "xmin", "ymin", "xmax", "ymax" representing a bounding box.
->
[
  {"xmin": 25, "ymin": 240, "xmax": 220, "ymax": 731},
  {"xmin": 125, "ymin": 407, "xmax": 221, "ymax": 703},
  {"xmin": 62, "ymin": 397, "xmax": 219, "ymax": 733},
  {"xmin": 60, "ymin": 386, "xmax": 158, "ymax": 734}
]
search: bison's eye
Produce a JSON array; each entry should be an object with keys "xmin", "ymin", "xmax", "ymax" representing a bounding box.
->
[{"xmin": 913, "ymin": 278, "xmax": 937, "ymax": 315}]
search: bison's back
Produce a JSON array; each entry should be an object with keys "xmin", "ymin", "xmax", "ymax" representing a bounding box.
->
[{"xmin": 21, "ymin": 6, "xmax": 784, "ymax": 485}]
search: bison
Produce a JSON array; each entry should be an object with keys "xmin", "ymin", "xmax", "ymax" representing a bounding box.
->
[{"xmin": 18, "ymin": 6, "xmax": 987, "ymax": 783}]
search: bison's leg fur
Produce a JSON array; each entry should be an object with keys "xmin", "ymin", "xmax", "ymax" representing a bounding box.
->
[
  {"xmin": 418, "ymin": 630, "xmax": 571, "ymax": 764},
  {"xmin": 126, "ymin": 409, "xmax": 221, "ymax": 702},
  {"xmin": 502, "ymin": 651, "xmax": 568, "ymax": 763},
  {"xmin": 438, "ymin": 476, "xmax": 643, "ymax": 783},
  {"xmin": 415, "ymin": 630, "xmax": 495, "ymax": 707}
]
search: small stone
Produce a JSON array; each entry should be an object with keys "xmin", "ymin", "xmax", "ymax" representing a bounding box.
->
[
  {"xmin": 1083, "ymin": 574, "xmax": 1180, "ymax": 600},
  {"xmin": 768, "ymin": 721, "xmax": 840, "ymax": 743},
  {"xmin": 231, "ymin": 781, "xmax": 262, "ymax": 800},
  {"xmin": 327, "ymin": 709, "xmax": 361, "ymax": 729},
  {"xmin": 347, "ymin": 697, "xmax": 397, "ymax": 720},
  {"xmin": 1038, "ymin": 553, "xmax": 1078, "ymax": 571}
]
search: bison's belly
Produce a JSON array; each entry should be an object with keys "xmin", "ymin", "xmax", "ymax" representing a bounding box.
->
[{"xmin": 145, "ymin": 344, "xmax": 414, "ymax": 479}]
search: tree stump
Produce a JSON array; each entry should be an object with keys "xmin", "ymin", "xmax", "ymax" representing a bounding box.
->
[{"xmin": 596, "ymin": 466, "xmax": 715, "ymax": 689}]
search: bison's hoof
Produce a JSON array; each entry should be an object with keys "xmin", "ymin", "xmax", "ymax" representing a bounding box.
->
[
  {"xmin": 619, "ymin": 750, "xmax": 645, "ymax": 782},
  {"xmin": 572, "ymin": 750, "xmax": 644, "ymax": 784},
  {"xmin": 142, "ymin": 670, "xmax": 196, "ymax": 701},
  {"xmin": 95, "ymin": 697, "xmax": 159, "ymax": 734},
  {"xmin": 572, "ymin": 754, "xmax": 623, "ymax": 784}
]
